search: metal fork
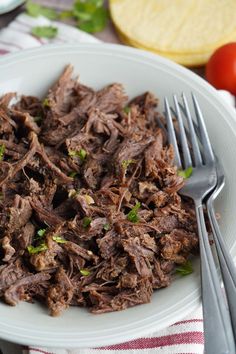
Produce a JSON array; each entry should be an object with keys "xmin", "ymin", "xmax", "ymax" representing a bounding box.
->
[
  {"xmin": 164, "ymin": 93, "xmax": 235, "ymax": 354},
  {"xmin": 176, "ymin": 103, "xmax": 236, "ymax": 341},
  {"xmin": 206, "ymin": 159, "xmax": 236, "ymax": 340}
]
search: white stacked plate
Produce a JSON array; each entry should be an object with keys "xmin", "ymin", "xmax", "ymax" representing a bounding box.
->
[{"xmin": 0, "ymin": 0, "xmax": 25, "ymax": 15}]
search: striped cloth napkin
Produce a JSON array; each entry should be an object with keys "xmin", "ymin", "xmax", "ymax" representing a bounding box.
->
[
  {"xmin": 0, "ymin": 12, "xmax": 99, "ymax": 55},
  {"xmin": 1, "ymin": 10, "xmax": 234, "ymax": 354},
  {"xmin": 24, "ymin": 307, "xmax": 204, "ymax": 354}
]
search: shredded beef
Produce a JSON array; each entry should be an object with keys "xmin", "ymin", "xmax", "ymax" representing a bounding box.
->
[
  {"xmin": 0, "ymin": 259, "xmax": 29, "ymax": 296},
  {"xmin": 0, "ymin": 65, "xmax": 198, "ymax": 316},
  {"xmin": 47, "ymin": 267, "xmax": 74, "ymax": 316},
  {"xmin": 4, "ymin": 272, "xmax": 51, "ymax": 306}
]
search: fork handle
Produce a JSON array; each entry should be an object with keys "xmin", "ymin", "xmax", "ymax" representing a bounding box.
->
[
  {"xmin": 195, "ymin": 203, "xmax": 235, "ymax": 354},
  {"xmin": 207, "ymin": 202, "xmax": 236, "ymax": 342}
]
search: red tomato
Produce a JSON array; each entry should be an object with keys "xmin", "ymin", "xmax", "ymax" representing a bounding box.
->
[{"xmin": 206, "ymin": 43, "xmax": 236, "ymax": 95}]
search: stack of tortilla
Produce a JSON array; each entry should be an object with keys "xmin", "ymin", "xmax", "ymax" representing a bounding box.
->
[{"xmin": 109, "ymin": 0, "xmax": 236, "ymax": 66}]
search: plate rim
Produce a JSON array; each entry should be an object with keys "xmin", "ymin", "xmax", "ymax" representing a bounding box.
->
[
  {"xmin": 0, "ymin": 43, "xmax": 235, "ymax": 347},
  {"xmin": 0, "ymin": 0, "xmax": 25, "ymax": 15}
]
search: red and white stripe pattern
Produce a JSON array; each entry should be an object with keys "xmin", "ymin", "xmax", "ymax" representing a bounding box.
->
[
  {"xmin": 22, "ymin": 308, "xmax": 204, "ymax": 354},
  {"xmin": 0, "ymin": 12, "xmax": 99, "ymax": 55}
]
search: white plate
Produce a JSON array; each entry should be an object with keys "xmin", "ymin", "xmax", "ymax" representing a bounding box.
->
[
  {"xmin": 0, "ymin": 0, "xmax": 25, "ymax": 14},
  {"xmin": 0, "ymin": 43, "xmax": 235, "ymax": 348}
]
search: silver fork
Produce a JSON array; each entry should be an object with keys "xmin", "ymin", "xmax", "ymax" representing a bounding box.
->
[
  {"xmin": 206, "ymin": 159, "xmax": 236, "ymax": 340},
  {"xmin": 164, "ymin": 93, "xmax": 235, "ymax": 354},
  {"xmin": 176, "ymin": 103, "xmax": 236, "ymax": 341}
]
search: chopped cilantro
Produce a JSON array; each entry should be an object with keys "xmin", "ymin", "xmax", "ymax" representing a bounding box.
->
[
  {"xmin": 177, "ymin": 166, "xmax": 193, "ymax": 179},
  {"xmin": 82, "ymin": 217, "xmax": 92, "ymax": 228},
  {"xmin": 80, "ymin": 268, "xmax": 91, "ymax": 276},
  {"xmin": 26, "ymin": 1, "xmax": 57, "ymax": 20},
  {"xmin": 77, "ymin": 7, "xmax": 108, "ymax": 33},
  {"xmin": 42, "ymin": 98, "xmax": 50, "ymax": 107},
  {"xmin": 37, "ymin": 228, "xmax": 46, "ymax": 238},
  {"xmin": 78, "ymin": 148, "xmax": 87, "ymax": 161},
  {"xmin": 59, "ymin": 0, "xmax": 108, "ymax": 33},
  {"xmin": 52, "ymin": 235, "xmax": 67, "ymax": 244},
  {"xmin": 31, "ymin": 26, "xmax": 58, "ymax": 39},
  {"xmin": 73, "ymin": 2, "xmax": 95, "ymax": 21},
  {"xmin": 68, "ymin": 171, "xmax": 78, "ymax": 178},
  {"xmin": 123, "ymin": 106, "xmax": 131, "ymax": 114},
  {"xmin": 176, "ymin": 260, "xmax": 193, "ymax": 276},
  {"xmin": 27, "ymin": 243, "xmax": 48, "ymax": 255},
  {"xmin": 127, "ymin": 202, "xmax": 141, "ymax": 223},
  {"xmin": 59, "ymin": 10, "xmax": 74, "ymax": 20},
  {"xmin": 103, "ymin": 223, "xmax": 110, "ymax": 231},
  {"xmin": 74, "ymin": 0, "xmax": 104, "ymax": 15},
  {"xmin": 68, "ymin": 148, "xmax": 87, "ymax": 162},
  {"xmin": 121, "ymin": 159, "xmax": 136, "ymax": 170},
  {"xmin": 0, "ymin": 144, "xmax": 5, "ymax": 161},
  {"xmin": 68, "ymin": 150, "xmax": 78, "ymax": 157}
]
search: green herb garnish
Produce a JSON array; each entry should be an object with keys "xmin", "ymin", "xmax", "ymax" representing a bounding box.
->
[
  {"xmin": 127, "ymin": 202, "xmax": 141, "ymax": 223},
  {"xmin": 177, "ymin": 166, "xmax": 193, "ymax": 179},
  {"xmin": 121, "ymin": 159, "xmax": 136, "ymax": 170},
  {"xmin": 78, "ymin": 148, "xmax": 87, "ymax": 161},
  {"xmin": 68, "ymin": 150, "xmax": 78, "ymax": 157},
  {"xmin": 68, "ymin": 171, "xmax": 78, "ymax": 178},
  {"xmin": 58, "ymin": 0, "xmax": 108, "ymax": 33},
  {"xmin": 27, "ymin": 243, "xmax": 48, "ymax": 255},
  {"xmin": 0, "ymin": 192, "xmax": 3, "ymax": 200},
  {"xmin": 176, "ymin": 260, "xmax": 193, "ymax": 276},
  {"xmin": 31, "ymin": 26, "xmax": 58, "ymax": 39},
  {"xmin": 37, "ymin": 228, "xmax": 46, "ymax": 238},
  {"xmin": 27, "ymin": 0, "xmax": 108, "ymax": 34},
  {"xmin": 82, "ymin": 217, "xmax": 92, "ymax": 228},
  {"xmin": 42, "ymin": 98, "xmax": 50, "ymax": 107},
  {"xmin": 77, "ymin": 6, "xmax": 108, "ymax": 33},
  {"xmin": 59, "ymin": 10, "xmax": 74, "ymax": 20},
  {"xmin": 0, "ymin": 144, "xmax": 5, "ymax": 161},
  {"xmin": 68, "ymin": 148, "xmax": 87, "ymax": 162},
  {"xmin": 73, "ymin": 1, "xmax": 96, "ymax": 21},
  {"xmin": 26, "ymin": 1, "xmax": 57, "ymax": 20},
  {"xmin": 80, "ymin": 268, "xmax": 91, "ymax": 276},
  {"xmin": 103, "ymin": 223, "xmax": 110, "ymax": 231},
  {"xmin": 52, "ymin": 235, "xmax": 67, "ymax": 244},
  {"xmin": 123, "ymin": 106, "xmax": 131, "ymax": 114}
]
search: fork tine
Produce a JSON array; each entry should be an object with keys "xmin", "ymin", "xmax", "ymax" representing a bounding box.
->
[
  {"xmin": 179, "ymin": 102, "xmax": 201, "ymax": 138},
  {"xmin": 191, "ymin": 93, "xmax": 215, "ymax": 163},
  {"xmin": 173, "ymin": 95, "xmax": 192, "ymax": 169},
  {"xmin": 164, "ymin": 97, "xmax": 182, "ymax": 169},
  {"xmin": 182, "ymin": 93, "xmax": 202, "ymax": 166}
]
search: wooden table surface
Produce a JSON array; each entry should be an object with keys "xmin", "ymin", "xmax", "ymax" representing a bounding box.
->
[{"xmin": 0, "ymin": 0, "xmax": 205, "ymax": 78}]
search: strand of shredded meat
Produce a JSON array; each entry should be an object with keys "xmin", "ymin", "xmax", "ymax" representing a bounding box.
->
[{"xmin": 0, "ymin": 65, "xmax": 198, "ymax": 316}]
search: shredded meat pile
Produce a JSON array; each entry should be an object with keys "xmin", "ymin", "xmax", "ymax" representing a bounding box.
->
[{"xmin": 0, "ymin": 66, "xmax": 198, "ymax": 316}]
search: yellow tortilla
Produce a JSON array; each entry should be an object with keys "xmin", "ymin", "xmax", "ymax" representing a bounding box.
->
[
  {"xmin": 110, "ymin": 0, "xmax": 236, "ymax": 57},
  {"xmin": 117, "ymin": 28, "xmax": 217, "ymax": 66}
]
